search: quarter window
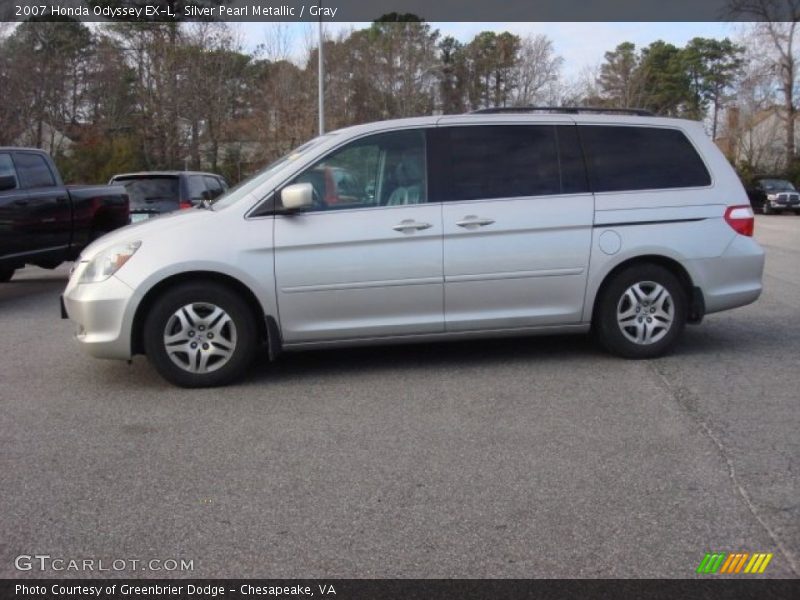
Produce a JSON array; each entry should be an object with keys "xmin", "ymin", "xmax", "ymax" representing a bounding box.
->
[
  {"xmin": 579, "ymin": 125, "xmax": 711, "ymax": 192},
  {"xmin": 287, "ymin": 129, "xmax": 427, "ymax": 211}
]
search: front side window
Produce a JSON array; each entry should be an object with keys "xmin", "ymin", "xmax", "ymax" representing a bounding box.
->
[
  {"xmin": 287, "ymin": 129, "xmax": 427, "ymax": 211},
  {"xmin": 14, "ymin": 153, "xmax": 56, "ymax": 189},
  {"xmin": 580, "ymin": 125, "xmax": 711, "ymax": 192}
]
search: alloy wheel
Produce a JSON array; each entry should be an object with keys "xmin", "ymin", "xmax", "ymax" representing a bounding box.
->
[
  {"xmin": 616, "ymin": 281, "xmax": 674, "ymax": 345},
  {"xmin": 163, "ymin": 302, "xmax": 237, "ymax": 373}
]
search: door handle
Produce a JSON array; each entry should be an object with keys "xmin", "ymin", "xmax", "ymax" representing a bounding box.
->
[
  {"xmin": 456, "ymin": 216, "xmax": 495, "ymax": 228},
  {"xmin": 14, "ymin": 199, "xmax": 29, "ymax": 206},
  {"xmin": 393, "ymin": 219, "xmax": 433, "ymax": 232}
]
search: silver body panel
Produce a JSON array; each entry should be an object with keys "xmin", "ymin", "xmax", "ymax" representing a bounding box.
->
[
  {"xmin": 274, "ymin": 204, "xmax": 444, "ymax": 342},
  {"xmin": 63, "ymin": 114, "xmax": 764, "ymax": 361},
  {"xmin": 442, "ymin": 193, "xmax": 593, "ymax": 330}
]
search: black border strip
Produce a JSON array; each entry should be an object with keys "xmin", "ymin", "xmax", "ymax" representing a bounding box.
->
[
  {"xmin": 3, "ymin": 579, "xmax": 799, "ymax": 600},
  {"xmin": 1, "ymin": 0, "xmax": 789, "ymax": 23},
  {"xmin": 595, "ymin": 217, "xmax": 707, "ymax": 228}
]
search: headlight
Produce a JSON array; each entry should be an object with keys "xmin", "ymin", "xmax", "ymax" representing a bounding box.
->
[{"xmin": 79, "ymin": 241, "xmax": 141, "ymax": 284}]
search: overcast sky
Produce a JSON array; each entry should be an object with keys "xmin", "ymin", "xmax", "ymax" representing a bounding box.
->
[{"xmin": 237, "ymin": 21, "xmax": 744, "ymax": 79}]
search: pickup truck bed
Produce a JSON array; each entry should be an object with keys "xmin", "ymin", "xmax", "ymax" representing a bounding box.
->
[{"xmin": 0, "ymin": 148, "xmax": 129, "ymax": 281}]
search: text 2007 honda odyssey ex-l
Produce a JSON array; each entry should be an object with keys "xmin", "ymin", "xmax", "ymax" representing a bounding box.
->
[{"xmin": 62, "ymin": 108, "xmax": 764, "ymax": 387}]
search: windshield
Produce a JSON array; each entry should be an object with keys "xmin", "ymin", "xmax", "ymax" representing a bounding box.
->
[
  {"xmin": 212, "ymin": 135, "xmax": 334, "ymax": 210},
  {"xmin": 760, "ymin": 179, "xmax": 796, "ymax": 192}
]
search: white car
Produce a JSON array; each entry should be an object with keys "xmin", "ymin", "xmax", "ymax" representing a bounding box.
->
[{"xmin": 62, "ymin": 108, "xmax": 764, "ymax": 387}]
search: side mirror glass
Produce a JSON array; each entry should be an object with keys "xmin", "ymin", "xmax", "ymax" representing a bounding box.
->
[{"xmin": 281, "ymin": 182, "xmax": 314, "ymax": 211}]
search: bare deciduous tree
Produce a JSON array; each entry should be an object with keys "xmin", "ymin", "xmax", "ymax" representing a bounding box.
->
[
  {"xmin": 558, "ymin": 64, "xmax": 604, "ymax": 107},
  {"xmin": 511, "ymin": 34, "xmax": 564, "ymax": 106},
  {"xmin": 261, "ymin": 22, "xmax": 295, "ymax": 63},
  {"xmin": 729, "ymin": 0, "xmax": 800, "ymax": 167}
]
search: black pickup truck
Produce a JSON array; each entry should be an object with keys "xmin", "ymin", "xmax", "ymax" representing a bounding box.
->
[{"xmin": 0, "ymin": 148, "xmax": 130, "ymax": 282}]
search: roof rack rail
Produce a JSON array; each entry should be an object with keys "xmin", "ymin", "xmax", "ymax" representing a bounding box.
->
[{"xmin": 469, "ymin": 106, "xmax": 655, "ymax": 117}]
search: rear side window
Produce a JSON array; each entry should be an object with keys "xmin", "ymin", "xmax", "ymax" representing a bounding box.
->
[
  {"xmin": 114, "ymin": 177, "xmax": 179, "ymax": 209},
  {"xmin": 557, "ymin": 125, "xmax": 590, "ymax": 194},
  {"xmin": 579, "ymin": 126, "xmax": 711, "ymax": 192},
  {"xmin": 14, "ymin": 153, "xmax": 56, "ymax": 188},
  {"xmin": 432, "ymin": 125, "xmax": 588, "ymax": 201},
  {"xmin": 438, "ymin": 125, "xmax": 561, "ymax": 201}
]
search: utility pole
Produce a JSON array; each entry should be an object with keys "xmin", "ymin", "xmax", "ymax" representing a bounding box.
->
[{"xmin": 318, "ymin": 4, "xmax": 325, "ymax": 135}]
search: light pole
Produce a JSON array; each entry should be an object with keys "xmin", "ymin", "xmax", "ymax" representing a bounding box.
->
[{"xmin": 318, "ymin": 3, "xmax": 325, "ymax": 135}]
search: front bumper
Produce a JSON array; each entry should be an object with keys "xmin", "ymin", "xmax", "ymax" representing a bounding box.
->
[
  {"xmin": 62, "ymin": 265, "xmax": 136, "ymax": 360},
  {"xmin": 767, "ymin": 194, "xmax": 800, "ymax": 208}
]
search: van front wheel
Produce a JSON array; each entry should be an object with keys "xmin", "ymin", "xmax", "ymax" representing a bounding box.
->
[
  {"xmin": 595, "ymin": 264, "xmax": 687, "ymax": 359},
  {"xmin": 143, "ymin": 282, "xmax": 257, "ymax": 387}
]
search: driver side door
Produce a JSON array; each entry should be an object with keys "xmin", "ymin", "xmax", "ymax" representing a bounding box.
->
[{"xmin": 273, "ymin": 128, "xmax": 444, "ymax": 344}]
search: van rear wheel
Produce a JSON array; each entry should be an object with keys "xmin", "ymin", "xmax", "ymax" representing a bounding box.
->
[
  {"xmin": 143, "ymin": 282, "xmax": 257, "ymax": 387},
  {"xmin": 595, "ymin": 264, "xmax": 687, "ymax": 359}
]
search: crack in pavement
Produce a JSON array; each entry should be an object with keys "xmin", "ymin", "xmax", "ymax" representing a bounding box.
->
[{"xmin": 647, "ymin": 361, "xmax": 800, "ymax": 577}]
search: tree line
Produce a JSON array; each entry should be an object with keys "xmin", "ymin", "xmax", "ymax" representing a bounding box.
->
[{"xmin": 0, "ymin": 14, "xmax": 794, "ymax": 185}]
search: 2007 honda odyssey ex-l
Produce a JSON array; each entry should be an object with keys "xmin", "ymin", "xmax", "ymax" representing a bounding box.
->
[{"xmin": 62, "ymin": 108, "xmax": 764, "ymax": 387}]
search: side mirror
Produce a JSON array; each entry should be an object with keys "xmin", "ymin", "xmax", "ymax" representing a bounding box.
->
[
  {"xmin": 280, "ymin": 182, "xmax": 314, "ymax": 211},
  {"xmin": 0, "ymin": 175, "xmax": 17, "ymax": 192}
]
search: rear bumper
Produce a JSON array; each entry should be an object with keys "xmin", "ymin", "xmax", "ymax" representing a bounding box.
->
[
  {"xmin": 687, "ymin": 235, "xmax": 764, "ymax": 315},
  {"xmin": 62, "ymin": 267, "xmax": 136, "ymax": 360}
]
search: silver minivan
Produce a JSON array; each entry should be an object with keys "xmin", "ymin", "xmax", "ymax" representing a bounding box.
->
[{"xmin": 62, "ymin": 109, "xmax": 765, "ymax": 387}]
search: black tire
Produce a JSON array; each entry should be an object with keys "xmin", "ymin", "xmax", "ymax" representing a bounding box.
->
[
  {"xmin": 143, "ymin": 281, "xmax": 258, "ymax": 387},
  {"xmin": 594, "ymin": 264, "xmax": 688, "ymax": 359},
  {"xmin": 0, "ymin": 267, "xmax": 14, "ymax": 283}
]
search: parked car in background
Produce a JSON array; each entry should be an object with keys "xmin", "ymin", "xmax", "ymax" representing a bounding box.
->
[
  {"xmin": 63, "ymin": 109, "xmax": 764, "ymax": 387},
  {"xmin": 0, "ymin": 147, "xmax": 129, "ymax": 283},
  {"xmin": 294, "ymin": 165, "xmax": 364, "ymax": 206},
  {"xmin": 109, "ymin": 171, "xmax": 229, "ymax": 223},
  {"xmin": 746, "ymin": 178, "xmax": 800, "ymax": 215}
]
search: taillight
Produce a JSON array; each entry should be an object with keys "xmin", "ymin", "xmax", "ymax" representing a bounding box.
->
[
  {"xmin": 724, "ymin": 205, "xmax": 755, "ymax": 237},
  {"xmin": 179, "ymin": 201, "xmax": 193, "ymax": 210}
]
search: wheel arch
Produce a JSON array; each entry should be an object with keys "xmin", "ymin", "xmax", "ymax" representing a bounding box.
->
[
  {"xmin": 590, "ymin": 254, "xmax": 703, "ymax": 326},
  {"xmin": 131, "ymin": 271, "xmax": 275, "ymax": 356}
]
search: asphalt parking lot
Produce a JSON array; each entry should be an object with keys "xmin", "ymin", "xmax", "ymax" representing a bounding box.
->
[{"xmin": 1, "ymin": 215, "xmax": 798, "ymax": 579}]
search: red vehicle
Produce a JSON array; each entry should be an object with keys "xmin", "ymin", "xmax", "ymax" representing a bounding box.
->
[{"xmin": 0, "ymin": 148, "xmax": 130, "ymax": 282}]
